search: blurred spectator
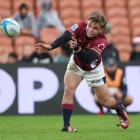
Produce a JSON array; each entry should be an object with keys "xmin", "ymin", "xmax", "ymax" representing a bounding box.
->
[
  {"xmin": 0, "ymin": 54, "xmax": 9, "ymax": 64},
  {"xmin": 31, "ymin": 41, "xmax": 53, "ymax": 64},
  {"xmin": 103, "ymin": 23, "xmax": 119, "ymax": 63},
  {"xmin": 7, "ymin": 52, "xmax": 17, "ymax": 63},
  {"xmin": 49, "ymin": 44, "xmax": 71, "ymax": 63},
  {"xmin": 13, "ymin": 3, "xmax": 37, "ymax": 37},
  {"xmin": 131, "ymin": 36, "xmax": 140, "ymax": 61},
  {"xmin": 104, "ymin": 58, "xmax": 132, "ymax": 107},
  {"xmin": 37, "ymin": 0, "xmax": 65, "ymax": 35},
  {"xmin": 93, "ymin": 57, "xmax": 133, "ymax": 114},
  {"xmin": 54, "ymin": 44, "xmax": 72, "ymax": 63},
  {"xmin": 19, "ymin": 44, "xmax": 34, "ymax": 63}
]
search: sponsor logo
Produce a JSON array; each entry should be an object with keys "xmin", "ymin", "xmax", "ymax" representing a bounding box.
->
[
  {"xmin": 71, "ymin": 24, "xmax": 78, "ymax": 31},
  {"xmin": 91, "ymin": 78, "xmax": 103, "ymax": 84}
]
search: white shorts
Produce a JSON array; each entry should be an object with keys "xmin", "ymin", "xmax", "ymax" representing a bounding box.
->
[{"xmin": 66, "ymin": 55, "xmax": 106, "ymax": 87}]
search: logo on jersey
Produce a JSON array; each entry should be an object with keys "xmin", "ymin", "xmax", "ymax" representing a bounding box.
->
[
  {"xmin": 71, "ymin": 24, "xmax": 79, "ymax": 31},
  {"xmin": 91, "ymin": 78, "xmax": 103, "ymax": 84},
  {"xmin": 90, "ymin": 60, "xmax": 98, "ymax": 68},
  {"xmin": 96, "ymin": 43, "xmax": 105, "ymax": 54}
]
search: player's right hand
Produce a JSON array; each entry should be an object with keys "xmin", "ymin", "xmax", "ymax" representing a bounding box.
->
[
  {"xmin": 35, "ymin": 43, "xmax": 52, "ymax": 53},
  {"xmin": 69, "ymin": 36, "xmax": 77, "ymax": 49}
]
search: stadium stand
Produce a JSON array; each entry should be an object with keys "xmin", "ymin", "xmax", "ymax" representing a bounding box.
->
[
  {"xmin": 0, "ymin": 36, "xmax": 13, "ymax": 54},
  {"xmin": 104, "ymin": 0, "xmax": 132, "ymax": 62},
  {"xmin": 58, "ymin": 0, "xmax": 82, "ymax": 27},
  {"xmin": 15, "ymin": 36, "xmax": 35, "ymax": 59},
  {"xmin": 0, "ymin": 0, "xmax": 11, "ymax": 19},
  {"xmin": 0, "ymin": 0, "xmax": 140, "ymax": 63},
  {"xmin": 39, "ymin": 27, "xmax": 58, "ymax": 44},
  {"xmin": 0, "ymin": 28, "xmax": 4, "ymax": 36},
  {"xmin": 128, "ymin": 0, "xmax": 140, "ymax": 37},
  {"xmin": 81, "ymin": 0, "xmax": 103, "ymax": 20}
]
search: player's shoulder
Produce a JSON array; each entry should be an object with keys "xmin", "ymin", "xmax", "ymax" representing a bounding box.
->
[
  {"xmin": 98, "ymin": 33, "xmax": 108, "ymax": 43},
  {"xmin": 91, "ymin": 33, "xmax": 108, "ymax": 46},
  {"xmin": 70, "ymin": 21, "xmax": 86, "ymax": 32},
  {"xmin": 78, "ymin": 21, "xmax": 87, "ymax": 27}
]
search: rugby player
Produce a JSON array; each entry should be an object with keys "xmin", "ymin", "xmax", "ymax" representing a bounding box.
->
[{"xmin": 35, "ymin": 12, "xmax": 129, "ymax": 132}]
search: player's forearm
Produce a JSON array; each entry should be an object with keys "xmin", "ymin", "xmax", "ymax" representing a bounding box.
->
[
  {"xmin": 74, "ymin": 47, "xmax": 99, "ymax": 64},
  {"xmin": 51, "ymin": 30, "xmax": 72, "ymax": 50}
]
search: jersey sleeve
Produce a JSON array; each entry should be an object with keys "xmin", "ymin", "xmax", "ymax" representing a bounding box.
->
[
  {"xmin": 90, "ymin": 38, "xmax": 108, "ymax": 57},
  {"xmin": 69, "ymin": 22, "xmax": 85, "ymax": 37}
]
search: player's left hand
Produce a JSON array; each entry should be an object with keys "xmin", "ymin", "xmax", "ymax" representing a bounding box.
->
[{"xmin": 35, "ymin": 43, "xmax": 52, "ymax": 53}]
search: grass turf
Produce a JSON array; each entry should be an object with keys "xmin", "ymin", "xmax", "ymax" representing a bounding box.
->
[{"xmin": 0, "ymin": 114, "xmax": 139, "ymax": 140}]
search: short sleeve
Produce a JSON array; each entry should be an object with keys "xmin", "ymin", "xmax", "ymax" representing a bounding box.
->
[
  {"xmin": 70, "ymin": 24, "xmax": 79, "ymax": 32},
  {"xmin": 90, "ymin": 38, "xmax": 108, "ymax": 56},
  {"xmin": 69, "ymin": 22, "xmax": 85, "ymax": 37}
]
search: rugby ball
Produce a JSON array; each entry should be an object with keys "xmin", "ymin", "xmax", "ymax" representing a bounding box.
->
[{"xmin": 0, "ymin": 18, "xmax": 20, "ymax": 37}]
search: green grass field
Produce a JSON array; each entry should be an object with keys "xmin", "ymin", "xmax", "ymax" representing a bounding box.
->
[{"xmin": 0, "ymin": 114, "xmax": 139, "ymax": 140}]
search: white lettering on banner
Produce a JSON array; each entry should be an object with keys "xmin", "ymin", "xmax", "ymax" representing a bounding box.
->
[
  {"xmin": 125, "ymin": 66, "xmax": 140, "ymax": 112},
  {"xmin": 0, "ymin": 69, "xmax": 16, "ymax": 113},
  {"xmin": 18, "ymin": 68, "xmax": 59, "ymax": 114},
  {"xmin": 0, "ymin": 66, "xmax": 139, "ymax": 114}
]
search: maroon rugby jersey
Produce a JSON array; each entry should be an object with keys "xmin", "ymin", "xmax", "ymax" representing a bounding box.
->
[{"xmin": 69, "ymin": 22, "xmax": 108, "ymax": 71}]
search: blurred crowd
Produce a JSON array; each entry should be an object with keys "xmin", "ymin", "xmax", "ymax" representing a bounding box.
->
[
  {"xmin": 0, "ymin": 0, "xmax": 72, "ymax": 64},
  {"xmin": 0, "ymin": 0, "xmax": 140, "ymax": 65},
  {"xmin": 0, "ymin": 0, "xmax": 136, "ymax": 112}
]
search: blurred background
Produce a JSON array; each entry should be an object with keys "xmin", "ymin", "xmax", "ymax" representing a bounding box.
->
[
  {"xmin": 0, "ymin": 0, "xmax": 140, "ymax": 63},
  {"xmin": 0, "ymin": 0, "xmax": 140, "ymax": 115}
]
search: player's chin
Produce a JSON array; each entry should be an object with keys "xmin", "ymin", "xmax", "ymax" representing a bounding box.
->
[{"xmin": 87, "ymin": 33, "xmax": 94, "ymax": 38}]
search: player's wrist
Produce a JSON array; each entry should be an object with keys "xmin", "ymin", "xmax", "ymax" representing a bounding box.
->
[
  {"xmin": 49, "ymin": 45, "xmax": 53, "ymax": 49},
  {"xmin": 74, "ymin": 46, "xmax": 81, "ymax": 53},
  {"xmin": 43, "ymin": 45, "xmax": 52, "ymax": 53},
  {"xmin": 49, "ymin": 45, "xmax": 55, "ymax": 51}
]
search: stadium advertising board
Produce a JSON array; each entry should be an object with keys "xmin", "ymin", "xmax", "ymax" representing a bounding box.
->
[{"xmin": 0, "ymin": 64, "xmax": 139, "ymax": 115}]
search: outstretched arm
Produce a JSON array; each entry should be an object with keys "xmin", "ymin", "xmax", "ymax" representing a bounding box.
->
[
  {"xmin": 35, "ymin": 30, "xmax": 73, "ymax": 53},
  {"xmin": 68, "ymin": 38, "xmax": 100, "ymax": 64}
]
